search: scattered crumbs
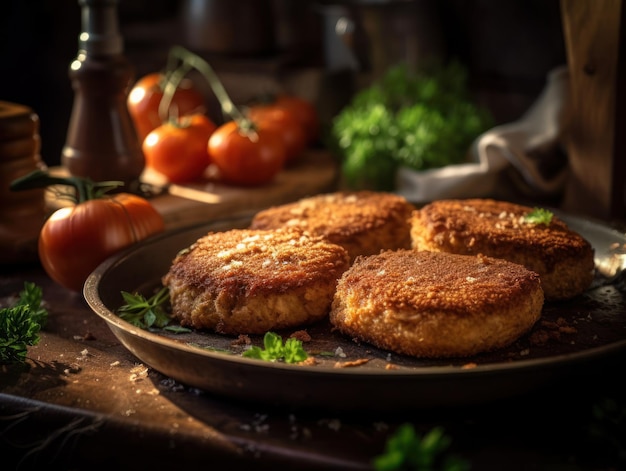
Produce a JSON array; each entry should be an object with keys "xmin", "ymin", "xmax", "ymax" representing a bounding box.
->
[
  {"xmin": 290, "ymin": 425, "xmax": 312, "ymax": 441},
  {"xmin": 334, "ymin": 358, "xmax": 369, "ymax": 368},
  {"xmin": 241, "ymin": 413, "xmax": 270, "ymax": 434},
  {"xmin": 290, "ymin": 330, "xmax": 312, "ymax": 342},
  {"xmin": 123, "ymin": 409, "xmax": 136, "ymax": 417},
  {"xmin": 78, "ymin": 348, "xmax": 90, "ymax": 359},
  {"xmin": 300, "ymin": 357, "xmax": 317, "ymax": 366},
  {"xmin": 529, "ymin": 329, "xmax": 551, "ymax": 346},
  {"xmin": 385, "ymin": 363, "xmax": 399, "ymax": 370},
  {"xmin": 231, "ymin": 334, "xmax": 251, "ymax": 346},
  {"xmin": 110, "ymin": 360, "xmax": 121, "ymax": 367},
  {"xmin": 129, "ymin": 364, "xmax": 149, "ymax": 382},
  {"xmin": 532, "ymin": 316, "xmax": 578, "ymax": 346},
  {"xmin": 318, "ymin": 418, "xmax": 341, "ymax": 431},
  {"xmin": 461, "ymin": 362, "xmax": 477, "ymax": 369},
  {"xmin": 64, "ymin": 363, "xmax": 81, "ymax": 375},
  {"xmin": 334, "ymin": 346, "xmax": 346, "ymax": 358}
]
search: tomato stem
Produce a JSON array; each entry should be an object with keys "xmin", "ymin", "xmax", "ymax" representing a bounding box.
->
[
  {"xmin": 165, "ymin": 46, "xmax": 249, "ymax": 126},
  {"xmin": 10, "ymin": 169, "xmax": 123, "ymax": 204}
]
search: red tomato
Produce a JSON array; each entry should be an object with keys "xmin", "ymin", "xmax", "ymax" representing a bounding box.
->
[
  {"xmin": 246, "ymin": 106, "xmax": 307, "ymax": 163},
  {"xmin": 143, "ymin": 114, "xmax": 217, "ymax": 183},
  {"xmin": 208, "ymin": 120, "xmax": 286, "ymax": 186},
  {"xmin": 127, "ymin": 72, "xmax": 205, "ymax": 143},
  {"xmin": 39, "ymin": 194, "xmax": 165, "ymax": 292},
  {"xmin": 272, "ymin": 94, "xmax": 319, "ymax": 145}
]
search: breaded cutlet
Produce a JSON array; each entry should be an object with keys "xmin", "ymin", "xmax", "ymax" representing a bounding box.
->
[
  {"xmin": 249, "ymin": 191, "xmax": 415, "ymax": 262},
  {"xmin": 330, "ymin": 250, "xmax": 544, "ymax": 358},
  {"xmin": 410, "ymin": 199, "xmax": 595, "ymax": 301},
  {"xmin": 163, "ymin": 228, "xmax": 350, "ymax": 335}
]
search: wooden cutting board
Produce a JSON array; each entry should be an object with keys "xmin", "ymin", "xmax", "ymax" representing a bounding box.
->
[{"xmin": 47, "ymin": 149, "xmax": 339, "ymax": 231}]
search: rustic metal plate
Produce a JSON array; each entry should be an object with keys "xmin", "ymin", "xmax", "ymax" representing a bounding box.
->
[{"xmin": 84, "ymin": 211, "xmax": 626, "ymax": 411}]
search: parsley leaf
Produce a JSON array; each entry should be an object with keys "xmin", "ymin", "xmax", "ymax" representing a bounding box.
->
[
  {"xmin": 373, "ymin": 424, "xmax": 470, "ymax": 471},
  {"xmin": 117, "ymin": 287, "xmax": 171, "ymax": 329},
  {"xmin": 242, "ymin": 332, "xmax": 308, "ymax": 363},
  {"xmin": 1, "ymin": 282, "xmax": 48, "ymax": 364},
  {"xmin": 523, "ymin": 207, "xmax": 554, "ymax": 225}
]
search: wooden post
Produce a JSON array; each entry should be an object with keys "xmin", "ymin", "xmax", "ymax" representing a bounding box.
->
[{"xmin": 560, "ymin": 0, "xmax": 626, "ymax": 221}]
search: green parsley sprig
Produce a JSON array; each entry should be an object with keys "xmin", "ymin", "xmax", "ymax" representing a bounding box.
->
[
  {"xmin": 1, "ymin": 282, "xmax": 48, "ymax": 364},
  {"xmin": 117, "ymin": 287, "xmax": 171, "ymax": 329},
  {"xmin": 243, "ymin": 331, "xmax": 308, "ymax": 364},
  {"xmin": 523, "ymin": 207, "xmax": 554, "ymax": 225},
  {"xmin": 373, "ymin": 424, "xmax": 470, "ymax": 471}
]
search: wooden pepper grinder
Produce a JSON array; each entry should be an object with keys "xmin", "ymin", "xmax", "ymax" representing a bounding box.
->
[{"xmin": 61, "ymin": 0, "xmax": 144, "ymax": 191}]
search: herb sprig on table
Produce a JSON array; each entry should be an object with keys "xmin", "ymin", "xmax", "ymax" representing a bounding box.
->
[
  {"xmin": 1, "ymin": 282, "xmax": 48, "ymax": 364},
  {"xmin": 373, "ymin": 424, "xmax": 470, "ymax": 471}
]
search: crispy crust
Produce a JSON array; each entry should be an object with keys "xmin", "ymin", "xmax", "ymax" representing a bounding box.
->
[
  {"xmin": 410, "ymin": 199, "xmax": 595, "ymax": 300},
  {"xmin": 330, "ymin": 250, "xmax": 544, "ymax": 358},
  {"xmin": 163, "ymin": 228, "xmax": 350, "ymax": 334},
  {"xmin": 249, "ymin": 191, "xmax": 415, "ymax": 262}
]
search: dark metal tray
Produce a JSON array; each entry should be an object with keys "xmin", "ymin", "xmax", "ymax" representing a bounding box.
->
[{"xmin": 84, "ymin": 211, "xmax": 626, "ymax": 411}]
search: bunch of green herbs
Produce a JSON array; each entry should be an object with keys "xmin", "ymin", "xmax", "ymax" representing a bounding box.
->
[
  {"xmin": 330, "ymin": 61, "xmax": 494, "ymax": 191},
  {"xmin": 1, "ymin": 282, "xmax": 48, "ymax": 364}
]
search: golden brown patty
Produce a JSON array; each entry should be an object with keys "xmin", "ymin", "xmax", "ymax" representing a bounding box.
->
[
  {"xmin": 330, "ymin": 250, "xmax": 544, "ymax": 358},
  {"xmin": 163, "ymin": 228, "xmax": 350, "ymax": 335},
  {"xmin": 410, "ymin": 199, "xmax": 595, "ymax": 301},
  {"xmin": 249, "ymin": 191, "xmax": 415, "ymax": 262}
]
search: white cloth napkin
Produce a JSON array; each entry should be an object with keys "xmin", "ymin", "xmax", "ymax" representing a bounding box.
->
[{"xmin": 395, "ymin": 66, "xmax": 570, "ymax": 203}]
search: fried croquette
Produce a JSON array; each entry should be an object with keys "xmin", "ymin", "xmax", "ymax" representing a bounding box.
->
[
  {"xmin": 249, "ymin": 191, "xmax": 415, "ymax": 262},
  {"xmin": 410, "ymin": 199, "xmax": 595, "ymax": 300},
  {"xmin": 163, "ymin": 228, "xmax": 350, "ymax": 335},
  {"xmin": 330, "ymin": 250, "xmax": 544, "ymax": 358}
]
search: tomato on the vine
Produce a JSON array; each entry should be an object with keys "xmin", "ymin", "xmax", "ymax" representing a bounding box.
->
[
  {"xmin": 143, "ymin": 114, "xmax": 217, "ymax": 183},
  {"xmin": 127, "ymin": 72, "xmax": 205, "ymax": 142},
  {"xmin": 259, "ymin": 94, "xmax": 319, "ymax": 145},
  {"xmin": 208, "ymin": 120, "xmax": 286, "ymax": 186},
  {"xmin": 10, "ymin": 170, "xmax": 165, "ymax": 292},
  {"xmin": 246, "ymin": 106, "xmax": 307, "ymax": 163}
]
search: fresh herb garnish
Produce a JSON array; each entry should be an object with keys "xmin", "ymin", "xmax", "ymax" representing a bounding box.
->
[
  {"xmin": 1, "ymin": 282, "xmax": 48, "ymax": 364},
  {"xmin": 242, "ymin": 331, "xmax": 308, "ymax": 363},
  {"xmin": 523, "ymin": 207, "xmax": 553, "ymax": 225},
  {"xmin": 373, "ymin": 424, "xmax": 470, "ymax": 471},
  {"xmin": 117, "ymin": 287, "xmax": 171, "ymax": 329}
]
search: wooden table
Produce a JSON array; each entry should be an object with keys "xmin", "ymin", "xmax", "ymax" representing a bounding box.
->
[{"xmin": 2, "ymin": 260, "xmax": 626, "ymax": 470}]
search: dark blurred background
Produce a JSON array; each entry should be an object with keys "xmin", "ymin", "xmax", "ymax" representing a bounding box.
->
[{"xmin": 0, "ymin": 0, "xmax": 566, "ymax": 168}]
